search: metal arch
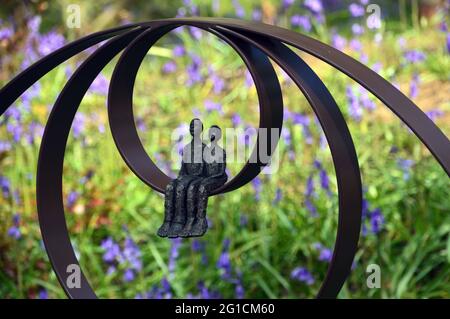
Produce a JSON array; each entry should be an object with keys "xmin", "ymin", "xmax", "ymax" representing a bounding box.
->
[{"xmin": 0, "ymin": 18, "xmax": 448, "ymax": 300}]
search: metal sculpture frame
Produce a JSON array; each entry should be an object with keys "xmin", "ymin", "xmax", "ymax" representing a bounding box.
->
[{"xmin": 0, "ymin": 18, "xmax": 449, "ymax": 299}]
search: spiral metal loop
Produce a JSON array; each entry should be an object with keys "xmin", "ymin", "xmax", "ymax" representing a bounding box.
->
[{"xmin": 0, "ymin": 18, "xmax": 449, "ymax": 299}]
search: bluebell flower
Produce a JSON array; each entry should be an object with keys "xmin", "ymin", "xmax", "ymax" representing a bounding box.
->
[
  {"xmin": 38, "ymin": 289, "xmax": 48, "ymax": 299},
  {"xmin": 90, "ymin": 74, "xmax": 109, "ymax": 95},
  {"xmin": 173, "ymin": 45, "xmax": 186, "ymax": 57},
  {"xmin": 252, "ymin": 9, "xmax": 262, "ymax": 21},
  {"xmin": 331, "ymin": 33, "xmax": 347, "ymax": 50},
  {"xmin": 404, "ymin": 50, "xmax": 426, "ymax": 63},
  {"xmin": 397, "ymin": 158, "xmax": 414, "ymax": 180},
  {"xmin": 282, "ymin": 0, "xmax": 295, "ymax": 10},
  {"xmin": 291, "ymin": 15, "xmax": 312, "ymax": 32},
  {"xmin": 425, "ymin": 109, "xmax": 444, "ymax": 122},
  {"xmin": 169, "ymin": 238, "xmax": 182, "ymax": 274},
  {"xmin": 304, "ymin": 0, "xmax": 323, "ymax": 14},
  {"xmin": 291, "ymin": 267, "xmax": 314, "ymax": 285},
  {"xmin": 313, "ymin": 243, "xmax": 332, "ymax": 262},
  {"xmin": 349, "ymin": 3, "xmax": 365, "ymax": 17},
  {"xmin": 0, "ymin": 175, "xmax": 11, "ymax": 198},
  {"xmin": 37, "ymin": 31, "xmax": 65, "ymax": 57},
  {"xmin": 409, "ymin": 73, "xmax": 420, "ymax": 99},
  {"xmin": 351, "ymin": 23, "xmax": 364, "ymax": 36},
  {"xmin": 305, "ymin": 198, "xmax": 318, "ymax": 217},
  {"xmin": 251, "ymin": 177, "xmax": 262, "ymax": 201},
  {"xmin": 273, "ymin": 188, "xmax": 282, "ymax": 205},
  {"xmin": 101, "ymin": 237, "xmax": 120, "ymax": 263},
  {"xmin": 232, "ymin": 0, "xmax": 245, "ymax": 18},
  {"xmin": 370, "ymin": 208, "xmax": 384, "ymax": 234},
  {"xmin": 162, "ymin": 61, "xmax": 177, "ymax": 73},
  {"xmin": 231, "ymin": 113, "xmax": 242, "ymax": 127},
  {"xmin": 186, "ymin": 54, "xmax": 203, "ymax": 86},
  {"xmin": 123, "ymin": 268, "xmax": 135, "ymax": 282}
]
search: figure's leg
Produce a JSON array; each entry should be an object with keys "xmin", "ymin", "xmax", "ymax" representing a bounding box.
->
[
  {"xmin": 179, "ymin": 178, "xmax": 202, "ymax": 237},
  {"xmin": 190, "ymin": 176, "xmax": 227, "ymax": 237},
  {"xmin": 168, "ymin": 176, "xmax": 194, "ymax": 238},
  {"xmin": 157, "ymin": 180, "xmax": 177, "ymax": 237}
]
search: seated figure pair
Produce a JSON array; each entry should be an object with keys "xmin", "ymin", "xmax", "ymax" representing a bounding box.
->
[{"xmin": 157, "ymin": 118, "xmax": 227, "ymax": 238}]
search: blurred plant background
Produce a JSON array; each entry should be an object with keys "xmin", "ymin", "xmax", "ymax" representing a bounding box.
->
[{"xmin": 0, "ymin": 0, "xmax": 449, "ymax": 299}]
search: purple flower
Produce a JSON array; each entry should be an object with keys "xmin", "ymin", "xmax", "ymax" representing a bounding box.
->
[
  {"xmin": 305, "ymin": 198, "xmax": 318, "ymax": 217},
  {"xmin": 37, "ymin": 31, "xmax": 65, "ymax": 57},
  {"xmin": 359, "ymin": 87, "xmax": 376, "ymax": 111},
  {"xmin": 231, "ymin": 113, "xmax": 242, "ymax": 127},
  {"xmin": 235, "ymin": 283, "xmax": 245, "ymax": 299},
  {"xmin": 425, "ymin": 109, "xmax": 444, "ymax": 122},
  {"xmin": 232, "ymin": 0, "xmax": 245, "ymax": 18},
  {"xmin": 240, "ymin": 214, "xmax": 248, "ymax": 227},
  {"xmin": 404, "ymin": 50, "xmax": 426, "ymax": 63},
  {"xmin": 0, "ymin": 26, "xmax": 13, "ymax": 40},
  {"xmin": 38, "ymin": 289, "xmax": 48, "ymax": 299},
  {"xmin": 446, "ymin": 33, "xmax": 450, "ymax": 54},
  {"xmin": 189, "ymin": 27, "xmax": 202, "ymax": 40},
  {"xmin": 291, "ymin": 267, "xmax": 314, "ymax": 285},
  {"xmin": 186, "ymin": 54, "xmax": 202, "ymax": 86},
  {"xmin": 120, "ymin": 236, "xmax": 142, "ymax": 271},
  {"xmin": 346, "ymin": 85, "xmax": 362, "ymax": 121},
  {"xmin": 162, "ymin": 61, "xmax": 177, "ymax": 74},
  {"xmin": 439, "ymin": 21, "xmax": 448, "ymax": 32},
  {"xmin": 409, "ymin": 73, "xmax": 420, "ymax": 99},
  {"xmin": 245, "ymin": 70, "xmax": 253, "ymax": 87},
  {"xmin": 349, "ymin": 3, "xmax": 365, "ymax": 17},
  {"xmin": 0, "ymin": 140, "xmax": 11, "ymax": 153},
  {"xmin": 216, "ymin": 239, "xmax": 233, "ymax": 280},
  {"xmin": 319, "ymin": 169, "xmax": 331, "ymax": 194},
  {"xmin": 305, "ymin": 174, "xmax": 315, "ymax": 197},
  {"xmin": 304, "ymin": 0, "xmax": 323, "ymax": 14},
  {"xmin": 90, "ymin": 74, "xmax": 109, "ymax": 95},
  {"xmin": 282, "ymin": 0, "xmax": 295, "ymax": 10},
  {"xmin": 252, "ymin": 9, "xmax": 262, "ymax": 21},
  {"xmin": 0, "ymin": 175, "xmax": 11, "ymax": 197},
  {"xmin": 123, "ymin": 268, "xmax": 135, "ymax": 282},
  {"xmin": 397, "ymin": 158, "xmax": 414, "ymax": 180},
  {"xmin": 72, "ymin": 113, "xmax": 86, "ymax": 138},
  {"xmin": 370, "ymin": 208, "xmax": 384, "ymax": 234},
  {"xmin": 204, "ymin": 99, "xmax": 223, "ymax": 114},
  {"xmin": 273, "ymin": 188, "xmax": 282, "ymax": 204},
  {"xmin": 169, "ymin": 238, "xmax": 182, "ymax": 274},
  {"xmin": 352, "ymin": 23, "xmax": 364, "ymax": 36},
  {"xmin": 251, "ymin": 177, "xmax": 262, "ymax": 201},
  {"xmin": 67, "ymin": 191, "xmax": 79, "ymax": 207},
  {"xmin": 291, "ymin": 15, "xmax": 312, "ymax": 32},
  {"xmin": 101, "ymin": 237, "xmax": 120, "ymax": 263},
  {"xmin": 281, "ymin": 127, "xmax": 291, "ymax": 146},
  {"xmin": 313, "ymin": 243, "xmax": 332, "ymax": 262},
  {"xmin": 331, "ymin": 33, "xmax": 347, "ymax": 50},
  {"xmin": 349, "ymin": 39, "xmax": 362, "ymax": 52},
  {"xmin": 173, "ymin": 45, "xmax": 186, "ymax": 57},
  {"xmin": 8, "ymin": 226, "xmax": 21, "ymax": 239},
  {"xmin": 211, "ymin": 73, "xmax": 225, "ymax": 94}
]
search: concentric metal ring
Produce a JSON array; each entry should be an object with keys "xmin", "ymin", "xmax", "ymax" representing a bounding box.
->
[{"xmin": 0, "ymin": 18, "xmax": 448, "ymax": 299}]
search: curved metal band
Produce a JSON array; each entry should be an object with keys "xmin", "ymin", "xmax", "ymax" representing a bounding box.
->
[
  {"xmin": 36, "ymin": 28, "xmax": 148, "ymax": 299},
  {"xmin": 0, "ymin": 18, "xmax": 448, "ymax": 300},
  {"xmin": 107, "ymin": 24, "xmax": 284, "ymax": 196}
]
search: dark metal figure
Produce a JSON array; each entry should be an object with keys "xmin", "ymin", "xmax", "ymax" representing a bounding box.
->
[
  {"xmin": 157, "ymin": 118, "xmax": 206, "ymax": 237},
  {"xmin": 181, "ymin": 125, "xmax": 227, "ymax": 237}
]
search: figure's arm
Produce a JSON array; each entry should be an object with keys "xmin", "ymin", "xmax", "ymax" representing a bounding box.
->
[{"xmin": 210, "ymin": 150, "xmax": 227, "ymax": 178}]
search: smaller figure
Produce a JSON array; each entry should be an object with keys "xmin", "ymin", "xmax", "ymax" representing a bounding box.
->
[
  {"xmin": 157, "ymin": 118, "xmax": 205, "ymax": 238},
  {"xmin": 181, "ymin": 125, "xmax": 227, "ymax": 237}
]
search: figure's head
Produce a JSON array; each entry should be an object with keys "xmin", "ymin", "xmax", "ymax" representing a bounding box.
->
[
  {"xmin": 209, "ymin": 125, "xmax": 222, "ymax": 142},
  {"xmin": 190, "ymin": 118, "xmax": 203, "ymax": 137}
]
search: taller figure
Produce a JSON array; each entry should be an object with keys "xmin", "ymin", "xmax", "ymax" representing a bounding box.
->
[{"xmin": 157, "ymin": 118, "xmax": 206, "ymax": 238}]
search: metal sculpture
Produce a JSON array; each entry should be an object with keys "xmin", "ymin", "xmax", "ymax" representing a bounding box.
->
[{"xmin": 0, "ymin": 18, "xmax": 449, "ymax": 299}]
